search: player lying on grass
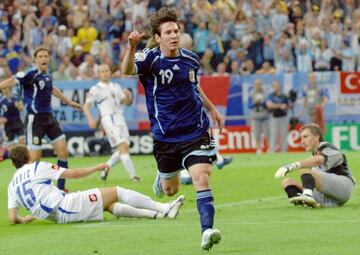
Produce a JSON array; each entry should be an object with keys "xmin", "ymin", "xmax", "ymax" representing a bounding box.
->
[
  {"xmin": 275, "ymin": 123, "xmax": 355, "ymax": 208},
  {"xmin": 6, "ymin": 145, "xmax": 184, "ymax": 224}
]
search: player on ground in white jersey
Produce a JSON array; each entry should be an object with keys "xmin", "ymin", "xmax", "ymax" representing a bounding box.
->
[
  {"xmin": 7, "ymin": 144, "xmax": 184, "ymax": 224},
  {"xmin": 83, "ymin": 64, "xmax": 140, "ymax": 182}
]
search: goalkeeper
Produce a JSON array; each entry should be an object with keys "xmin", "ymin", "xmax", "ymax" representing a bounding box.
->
[{"xmin": 274, "ymin": 123, "xmax": 355, "ymax": 208}]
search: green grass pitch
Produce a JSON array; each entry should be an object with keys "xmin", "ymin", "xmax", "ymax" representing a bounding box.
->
[{"xmin": 1, "ymin": 152, "xmax": 360, "ymax": 255}]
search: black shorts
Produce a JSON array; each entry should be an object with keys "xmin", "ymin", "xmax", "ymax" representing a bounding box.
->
[
  {"xmin": 153, "ymin": 130, "xmax": 217, "ymax": 175},
  {"xmin": 5, "ymin": 121, "xmax": 25, "ymax": 142},
  {"xmin": 25, "ymin": 113, "xmax": 65, "ymax": 148}
]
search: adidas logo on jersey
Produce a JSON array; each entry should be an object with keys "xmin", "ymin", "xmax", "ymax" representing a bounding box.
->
[{"xmin": 172, "ymin": 64, "xmax": 180, "ymax": 70}]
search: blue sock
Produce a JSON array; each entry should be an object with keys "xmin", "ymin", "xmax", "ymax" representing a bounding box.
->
[
  {"xmin": 57, "ymin": 160, "xmax": 68, "ymax": 190},
  {"xmin": 196, "ymin": 189, "xmax": 215, "ymax": 233}
]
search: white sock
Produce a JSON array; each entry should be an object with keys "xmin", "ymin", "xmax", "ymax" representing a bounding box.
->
[
  {"xmin": 120, "ymin": 153, "xmax": 137, "ymax": 178},
  {"xmin": 116, "ymin": 186, "xmax": 169, "ymax": 213},
  {"xmin": 112, "ymin": 203, "xmax": 157, "ymax": 219},
  {"xmin": 216, "ymin": 153, "xmax": 224, "ymax": 164},
  {"xmin": 303, "ymin": 189, "xmax": 314, "ymax": 197},
  {"xmin": 106, "ymin": 151, "xmax": 121, "ymax": 168}
]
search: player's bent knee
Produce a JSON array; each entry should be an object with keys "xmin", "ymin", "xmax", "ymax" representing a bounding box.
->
[
  {"xmin": 281, "ymin": 178, "xmax": 297, "ymax": 188},
  {"xmin": 300, "ymin": 168, "xmax": 313, "ymax": 175}
]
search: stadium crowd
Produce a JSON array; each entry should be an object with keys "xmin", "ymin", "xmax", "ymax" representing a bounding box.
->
[{"xmin": 1, "ymin": 0, "xmax": 360, "ymax": 81}]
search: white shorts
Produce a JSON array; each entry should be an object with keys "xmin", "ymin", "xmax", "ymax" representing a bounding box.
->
[
  {"xmin": 55, "ymin": 188, "xmax": 104, "ymax": 224},
  {"xmin": 101, "ymin": 114, "xmax": 129, "ymax": 148}
]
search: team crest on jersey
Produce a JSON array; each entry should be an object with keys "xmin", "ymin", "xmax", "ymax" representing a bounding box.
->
[
  {"xmin": 33, "ymin": 136, "xmax": 40, "ymax": 145},
  {"xmin": 89, "ymin": 194, "xmax": 98, "ymax": 202},
  {"xmin": 134, "ymin": 52, "xmax": 146, "ymax": 61},
  {"xmin": 51, "ymin": 164, "xmax": 60, "ymax": 170},
  {"xmin": 189, "ymin": 69, "xmax": 195, "ymax": 83}
]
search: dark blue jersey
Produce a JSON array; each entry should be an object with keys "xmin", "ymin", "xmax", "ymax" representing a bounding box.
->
[
  {"xmin": 14, "ymin": 67, "xmax": 53, "ymax": 114},
  {"xmin": 135, "ymin": 47, "xmax": 209, "ymax": 142},
  {"xmin": 0, "ymin": 95, "xmax": 22, "ymax": 123}
]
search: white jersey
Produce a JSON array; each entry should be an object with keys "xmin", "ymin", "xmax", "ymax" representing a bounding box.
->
[
  {"xmin": 85, "ymin": 81, "xmax": 126, "ymax": 118},
  {"xmin": 7, "ymin": 162, "xmax": 66, "ymax": 220}
]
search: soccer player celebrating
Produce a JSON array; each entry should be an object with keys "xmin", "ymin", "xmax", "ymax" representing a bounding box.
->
[
  {"xmin": 0, "ymin": 87, "xmax": 25, "ymax": 145},
  {"xmin": 83, "ymin": 64, "xmax": 140, "ymax": 182},
  {"xmin": 122, "ymin": 7, "xmax": 223, "ymax": 250},
  {"xmin": 0, "ymin": 46, "xmax": 81, "ymax": 191},
  {"xmin": 275, "ymin": 123, "xmax": 355, "ymax": 208},
  {"xmin": 6, "ymin": 145, "xmax": 184, "ymax": 224}
]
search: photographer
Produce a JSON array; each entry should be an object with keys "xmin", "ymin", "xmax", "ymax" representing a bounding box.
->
[
  {"xmin": 266, "ymin": 81, "xmax": 290, "ymax": 152},
  {"xmin": 248, "ymin": 79, "xmax": 269, "ymax": 154}
]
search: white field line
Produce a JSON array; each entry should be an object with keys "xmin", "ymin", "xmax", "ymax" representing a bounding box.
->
[
  {"xmin": 182, "ymin": 195, "xmax": 284, "ymax": 213},
  {"xmin": 73, "ymin": 195, "xmax": 360, "ymax": 229}
]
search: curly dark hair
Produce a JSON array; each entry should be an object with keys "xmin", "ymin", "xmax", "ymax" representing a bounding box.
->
[{"xmin": 150, "ymin": 7, "xmax": 180, "ymax": 36}]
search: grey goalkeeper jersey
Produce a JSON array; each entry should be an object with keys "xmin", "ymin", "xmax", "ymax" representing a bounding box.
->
[{"xmin": 312, "ymin": 142, "xmax": 355, "ymax": 183}]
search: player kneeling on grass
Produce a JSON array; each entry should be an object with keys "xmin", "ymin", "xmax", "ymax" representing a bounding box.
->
[
  {"xmin": 6, "ymin": 145, "xmax": 184, "ymax": 224},
  {"xmin": 274, "ymin": 123, "xmax": 355, "ymax": 208}
]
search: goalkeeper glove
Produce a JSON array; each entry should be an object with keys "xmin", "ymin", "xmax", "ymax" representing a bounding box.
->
[{"xmin": 274, "ymin": 162, "xmax": 300, "ymax": 178}]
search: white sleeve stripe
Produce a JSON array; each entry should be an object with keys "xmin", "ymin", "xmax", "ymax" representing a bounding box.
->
[
  {"xmin": 150, "ymin": 56, "xmax": 160, "ymax": 71},
  {"xmin": 181, "ymin": 50, "xmax": 199, "ymax": 66}
]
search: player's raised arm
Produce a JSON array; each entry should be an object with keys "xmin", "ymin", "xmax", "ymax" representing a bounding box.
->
[
  {"xmin": 52, "ymin": 86, "xmax": 82, "ymax": 110},
  {"xmin": 122, "ymin": 24, "xmax": 145, "ymax": 75},
  {"xmin": 0, "ymin": 77, "xmax": 16, "ymax": 90},
  {"xmin": 59, "ymin": 163, "xmax": 107, "ymax": 179},
  {"xmin": 197, "ymin": 86, "xmax": 224, "ymax": 131}
]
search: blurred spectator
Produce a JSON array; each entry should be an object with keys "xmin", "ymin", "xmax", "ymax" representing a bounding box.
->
[
  {"xmin": 248, "ymin": 79, "xmax": 269, "ymax": 154},
  {"xmin": 72, "ymin": 0, "xmax": 88, "ymax": 29},
  {"xmin": 207, "ymin": 22, "xmax": 224, "ymax": 69},
  {"xmin": 131, "ymin": 0, "xmax": 148, "ymax": 21},
  {"xmin": 53, "ymin": 62, "xmax": 68, "ymax": 80},
  {"xmin": 1, "ymin": 38, "xmax": 22, "ymax": 74},
  {"xmin": 246, "ymin": 31, "xmax": 264, "ymax": 71},
  {"xmin": 240, "ymin": 59, "xmax": 255, "ymax": 75},
  {"xmin": 212, "ymin": 62, "xmax": 229, "ymax": 76},
  {"xmin": 233, "ymin": 9, "xmax": 248, "ymax": 40},
  {"xmin": 270, "ymin": 1, "xmax": 290, "ymax": 37},
  {"xmin": 199, "ymin": 49, "xmax": 214, "ymax": 75},
  {"xmin": 0, "ymin": 57, "xmax": 11, "ymax": 79},
  {"xmin": 77, "ymin": 18, "xmax": 98, "ymax": 53},
  {"xmin": 71, "ymin": 45, "xmax": 85, "ymax": 67},
  {"xmin": 0, "ymin": 11, "xmax": 10, "ymax": 41},
  {"xmin": 313, "ymin": 39, "xmax": 333, "ymax": 71},
  {"xmin": 266, "ymin": 80, "xmax": 290, "ymax": 153},
  {"xmin": 192, "ymin": 0, "xmax": 213, "ymax": 24},
  {"xmin": 276, "ymin": 50, "xmax": 296, "ymax": 73},
  {"xmin": 256, "ymin": 61, "xmax": 276, "ymax": 74},
  {"xmin": 229, "ymin": 60, "xmax": 240, "ymax": 74},
  {"xmin": 225, "ymin": 39, "xmax": 241, "ymax": 63},
  {"xmin": 41, "ymin": 5, "xmax": 58, "ymax": 34},
  {"xmin": 78, "ymin": 54, "xmax": 99, "ymax": 80},
  {"xmin": 341, "ymin": 38, "xmax": 355, "ymax": 71},
  {"xmin": 263, "ymin": 29, "xmax": 276, "ymax": 65},
  {"xmin": 55, "ymin": 25, "xmax": 73, "ymax": 61},
  {"xmin": 193, "ymin": 21, "xmax": 209, "ymax": 58},
  {"xmin": 300, "ymin": 72, "xmax": 326, "ymax": 130},
  {"xmin": 295, "ymin": 39, "xmax": 313, "ymax": 73}
]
